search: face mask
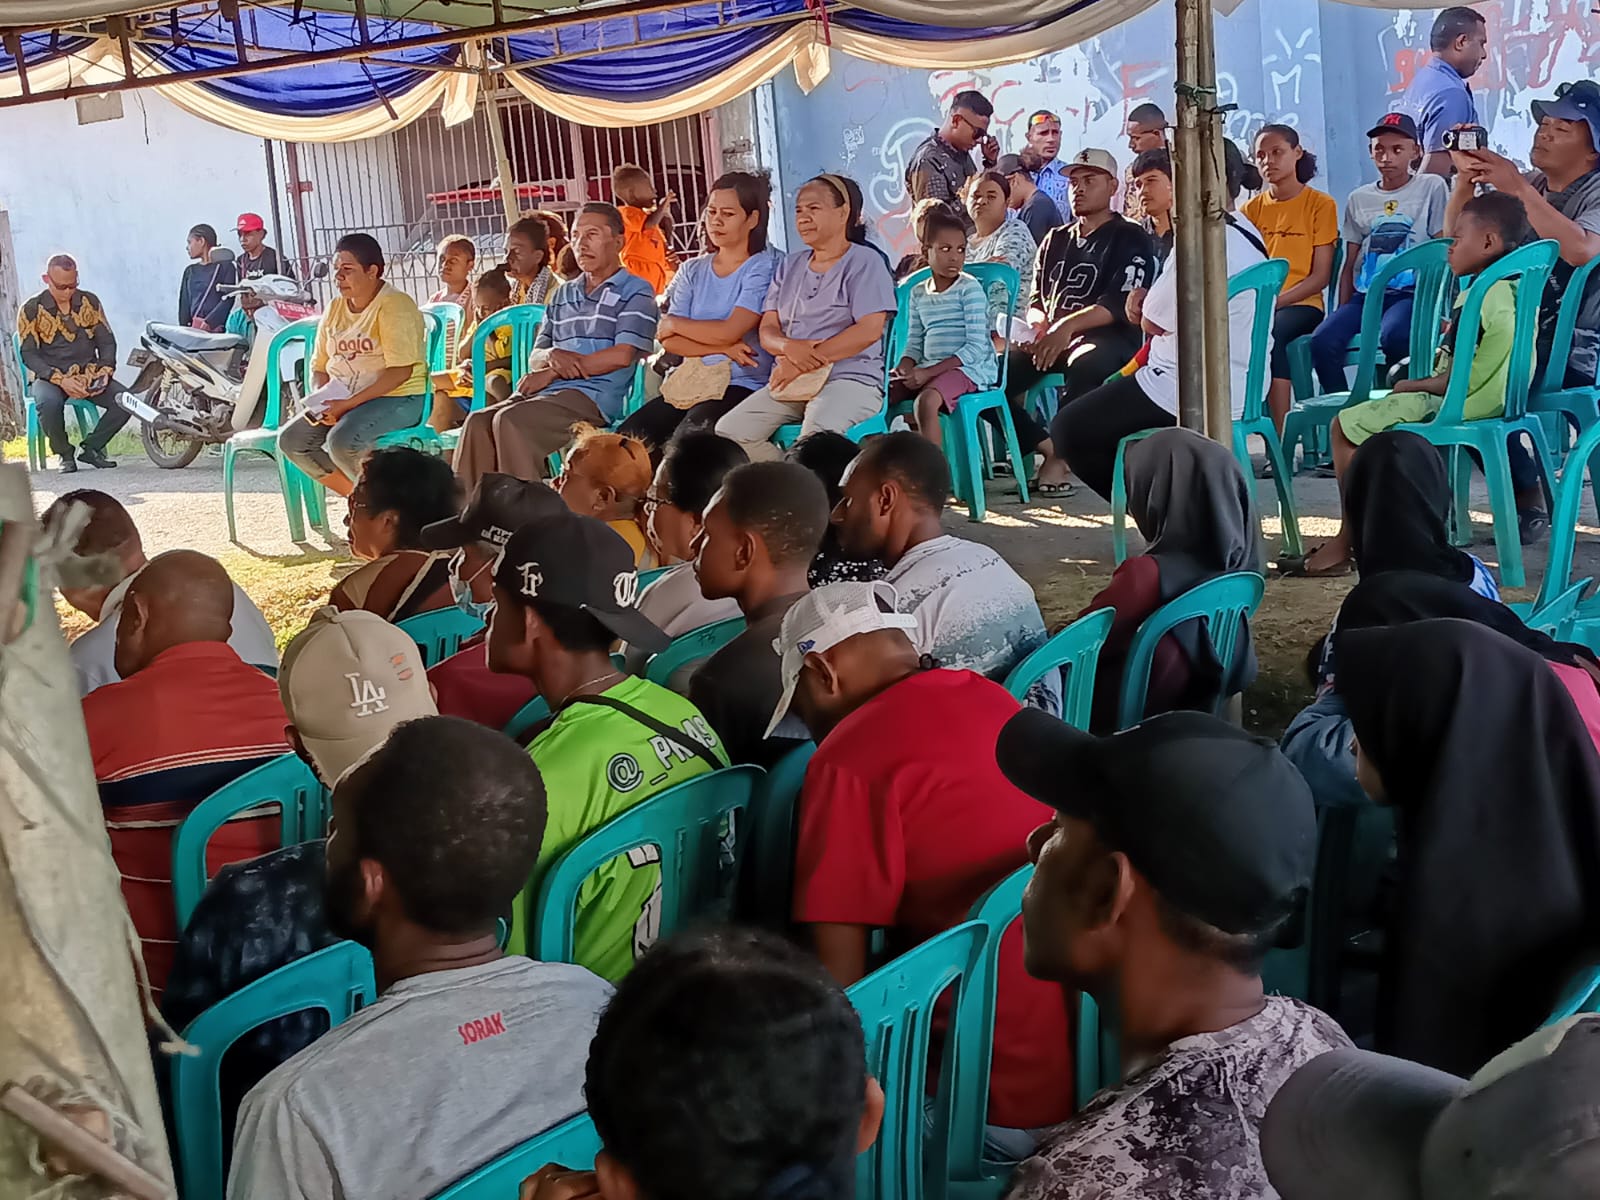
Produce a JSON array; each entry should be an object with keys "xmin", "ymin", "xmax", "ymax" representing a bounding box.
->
[{"xmin": 450, "ymin": 550, "xmax": 494, "ymax": 621}]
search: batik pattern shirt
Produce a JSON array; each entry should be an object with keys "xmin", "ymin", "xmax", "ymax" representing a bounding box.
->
[
  {"xmin": 1006, "ymin": 997, "xmax": 1350, "ymax": 1200},
  {"xmin": 17, "ymin": 288, "xmax": 117, "ymax": 387}
]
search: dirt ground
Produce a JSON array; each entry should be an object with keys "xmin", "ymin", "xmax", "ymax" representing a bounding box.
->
[{"xmin": 21, "ymin": 441, "xmax": 1599, "ymax": 738}]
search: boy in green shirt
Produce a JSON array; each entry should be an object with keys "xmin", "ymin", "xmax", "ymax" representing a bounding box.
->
[
  {"xmin": 1291, "ymin": 191, "xmax": 1530, "ymax": 576},
  {"xmin": 487, "ymin": 512, "xmax": 725, "ymax": 980}
]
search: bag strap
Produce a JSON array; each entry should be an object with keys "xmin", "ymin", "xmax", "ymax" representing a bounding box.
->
[
  {"xmin": 566, "ymin": 693, "xmax": 725, "ymax": 771},
  {"xmin": 1224, "ymin": 212, "xmax": 1269, "ymax": 259}
]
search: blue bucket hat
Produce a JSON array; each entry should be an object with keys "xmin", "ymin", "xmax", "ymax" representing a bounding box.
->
[{"xmin": 1531, "ymin": 80, "xmax": 1600, "ymax": 152}]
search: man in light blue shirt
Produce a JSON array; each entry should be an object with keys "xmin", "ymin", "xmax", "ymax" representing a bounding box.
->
[
  {"xmin": 454, "ymin": 201, "xmax": 659, "ymax": 488},
  {"xmin": 1026, "ymin": 109, "xmax": 1072, "ymax": 217},
  {"xmin": 1398, "ymin": 6, "xmax": 1488, "ymax": 177}
]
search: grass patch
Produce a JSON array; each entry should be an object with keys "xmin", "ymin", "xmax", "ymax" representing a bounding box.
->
[{"xmin": 4, "ymin": 429, "xmax": 147, "ymax": 463}]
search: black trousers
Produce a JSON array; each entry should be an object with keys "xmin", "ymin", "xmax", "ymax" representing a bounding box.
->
[
  {"xmin": 1053, "ymin": 373, "xmax": 1177, "ymax": 500},
  {"xmin": 1269, "ymin": 304, "xmax": 1325, "ymax": 382},
  {"xmin": 997, "ymin": 331, "xmax": 1143, "ymax": 450},
  {"xmin": 34, "ymin": 378, "xmax": 132, "ymax": 458},
  {"xmin": 616, "ymin": 385, "xmax": 755, "ymax": 453}
]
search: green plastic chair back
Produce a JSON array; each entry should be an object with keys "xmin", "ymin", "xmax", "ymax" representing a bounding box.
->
[
  {"xmin": 643, "ymin": 615, "xmax": 747, "ymax": 689},
  {"xmin": 260, "ymin": 316, "xmax": 321, "ymax": 429},
  {"xmin": 637, "ymin": 564, "xmax": 673, "ymax": 593},
  {"xmin": 1537, "ymin": 255, "xmax": 1600, "ymax": 396},
  {"xmin": 1116, "ymin": 571, "xmax": 1265, "ymax": 730},
  {"xmin": 170, "ymin": 941, "xmax": 375, "ymax": 1200},
  {"xmin": 13, "ymin": 330, "xmax": 100, "ymax": 470},
  {"xmin": 1003, "ymin": 608, "xmax": 1114, "ymax": 730},
  {"xmin": 1432, "ymin": 240, "xmax": 1556, "ymax": 427},
  {"xmin": 1232, "ymin": 256, "xmax": 1291, "ymax": 427},
  {"xmin": 222, "ymin": 316, "xmax": 325, "ymax": 544},
  {"xmin": 1545, "ymin": 963, "xmax": 1600, "ymax": 1025},
  {"xmin": 471, "ymin": 303, "xmax": 546, "ymax": 414},
  {"xmin": 422, "ymin": 301, "xmax": 466, "ymax": 372},
  {"xmin": 530, "ymin": 765, "xmax": 760, "ymax": 964},
  {"xmin": 1523, "ymin": 577, "xmax": 1593, "ymax": 639},
  {"xmin": 397, "ymin": 607, "xmax": 486, "ymax": 668},
  {"xmin": 848, "ymin": 921, "xmax": 986, "ymax": 1200},
  {"xmin": 171, "ymin": 752, "xmax": 329, "ymax": 928},
  {"xmin": 1538, "ymin": 421, "xmax": 1600, "ymax": 615},
  {"xmin": 736, "ymin": 740, "xmax": 815, "ymax": 927},
  {"xmin": 503, "ymin": 695, "xmax": 553, "ymax": 744},
  {"xmin": 430, "ymin": 1112, "xmax": 601, "ymax": 1200}
]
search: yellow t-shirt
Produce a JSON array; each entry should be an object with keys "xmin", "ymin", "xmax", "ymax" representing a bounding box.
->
[
  {"xmin": 311, "ymin": 282, "xmax": 428, "ymax": 396},
  {"xmin": 1242, "ymin": 187, "xmax": 1339, "ymax": 312}
]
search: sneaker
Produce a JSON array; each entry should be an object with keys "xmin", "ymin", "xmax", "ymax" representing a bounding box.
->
[
  {"xmin": 1519, "ymin": 508, "xmax": 1550, "ymax": 546},
  {"xmin": 79, "ymin": 447, "xmax": 118, "ymax": 469},
  {"xmin": 57, "ymin": 455, "xmax": 78, "ymax": 474}
]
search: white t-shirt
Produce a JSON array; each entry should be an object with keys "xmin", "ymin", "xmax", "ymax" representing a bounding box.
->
[
  {"xmin": 1137, "ymin": 211, "xmax": 1271, "ymax": 420},
  {"xmin": 72, "ymin": 571, "xmax": 278, "ymax": 696}
]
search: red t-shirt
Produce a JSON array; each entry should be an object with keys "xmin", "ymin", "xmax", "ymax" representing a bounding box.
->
[
  {"xmin": 428, "ymin": 635, "xmax": 538, "ymax": 732},
  {"xmin": 1083, "ymin": 555, "xmax": 1190, "ymax": 733},
  {"xmin": 792, "ymin": 668, "xmax": 1074, "ymax": 1130}
]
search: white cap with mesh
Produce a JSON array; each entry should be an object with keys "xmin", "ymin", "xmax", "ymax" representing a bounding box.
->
[{"xmin": 764, "ymin": 581, "xmax": 919, "ymax": 739}]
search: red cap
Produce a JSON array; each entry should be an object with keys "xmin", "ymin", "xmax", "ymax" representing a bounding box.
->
[{"xmin": 236, "ymin": 213, "xmax": 266, "ymax": 233}]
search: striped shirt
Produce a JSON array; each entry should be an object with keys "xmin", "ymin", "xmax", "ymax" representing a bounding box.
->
[
  {"xmin": 904, "ymin": 273, "xmax": 996, "ymax": 387},
  {"xmin": 535, "ymin": 267, "xmax": 659, "ymax": 420},
  {"xmin": 84, "ymin": 641, "xmax": 291, "ymax": 995}
]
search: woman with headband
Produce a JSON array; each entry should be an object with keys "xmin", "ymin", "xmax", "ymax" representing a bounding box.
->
[{"xmin": 715, "ymin": 174, "xmax": 897, "ymax": 461}]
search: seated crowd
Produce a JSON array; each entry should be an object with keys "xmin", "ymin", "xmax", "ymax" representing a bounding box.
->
[{"xmin": 33, "ymin": 17, "xmax": 1600, "ymax": 1196}]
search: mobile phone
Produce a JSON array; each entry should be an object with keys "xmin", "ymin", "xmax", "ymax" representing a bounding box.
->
[{"xmin": 1443, "ymin": 125, "xmax": 1489, "ymax": 153}]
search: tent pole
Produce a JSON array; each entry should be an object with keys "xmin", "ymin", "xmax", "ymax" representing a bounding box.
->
[
  {"xmin": 479, "ymin": 51, "xmax": 521, "ymax": 227},
  {"xmin": 1172, "ymin": 0, "xmax": 1207, "ymax": 434},
  {"xmin": 1196, "ymin": 0, "xmax": 1233, "ymax": 446}
]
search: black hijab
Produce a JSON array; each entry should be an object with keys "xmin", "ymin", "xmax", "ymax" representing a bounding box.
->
[
  {"xmin": 1125, "ymin": 428, "xmax": 1262, "ymax": 703},
  {"xmin": 1337, "ymin": 618, "xmax": 1600, "ymax": 1076},
  {"xmin": 1345, "ymin": 430, "xmax": 1477, "ymax": 583}
]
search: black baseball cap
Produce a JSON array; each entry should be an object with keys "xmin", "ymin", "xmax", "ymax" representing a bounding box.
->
[
  {"xmin": 1367, "ymin": 111, "xmax": 1421, "ymax": 142},
  {"xmin": 995, "ymin": 152, "xmax": 1025, "ymax": 177},
  {"xmin": 420, "ymin": 473, "xmax": 565, "ymax": 551},
  {"xmin": 1532, "ymin": 80, "xmax": 1600, "ymax": 153},
  {"xmin": 1263, "ymin": 1015, "xmax": 1600, "ymax": 1200},
  {"xmin": 492, "ymin": 512, "xmax": 669, "ymax": 652},
  {"xmin": 996, "ymin": 709, "xmax": 1315, "ymax": 934}
]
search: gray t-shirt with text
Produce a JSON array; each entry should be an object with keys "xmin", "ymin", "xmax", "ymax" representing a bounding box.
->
[{"xmin": 228, "ymin": 957, "xmax": 612, "ymax": 1200}]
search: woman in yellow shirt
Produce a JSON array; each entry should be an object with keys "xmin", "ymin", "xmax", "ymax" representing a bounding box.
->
[
  {"xmin": 1243, "ymin": 124, "xmax": 1339, "ymax": 433},
  {"xmin": 278, "ymin": 233, "xmax": 427, "ymax": 496}
]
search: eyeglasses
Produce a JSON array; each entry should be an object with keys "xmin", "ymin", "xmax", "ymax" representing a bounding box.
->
[
  {"xmin": 956, "ymin": 113, "xmax": 991, "ymax": 137},
  {"xmin": 1027, "ymin": 112, "xmax": 1059, "ymax": 129}
]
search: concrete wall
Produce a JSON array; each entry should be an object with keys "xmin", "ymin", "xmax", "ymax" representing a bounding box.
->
[
  {"xmin": 0, "ymin": 90, "xmax": 278, "ymax": 349},
  {"xmin": 770, "ymin": 0, "xmax": 1600, "ymax": 258}
]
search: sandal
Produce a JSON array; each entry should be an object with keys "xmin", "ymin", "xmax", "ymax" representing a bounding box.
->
[
  {"xmin": 1034, "ymin": 480, "xmax": 1077, "ymax": 498},
  {"xmin": 1276, "ymin": 549, "xmax": 1355, "ymax": 579}
]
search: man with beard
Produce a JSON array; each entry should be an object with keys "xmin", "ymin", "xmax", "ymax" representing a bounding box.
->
[{"xmin": 227, "ymin": 717, "xmax": 612, "ymax": 1200}]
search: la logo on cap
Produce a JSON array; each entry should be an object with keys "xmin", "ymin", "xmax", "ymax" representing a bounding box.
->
[{"xmin": 346, "ymin": 672, "xmax": 389, "ymax": 718}]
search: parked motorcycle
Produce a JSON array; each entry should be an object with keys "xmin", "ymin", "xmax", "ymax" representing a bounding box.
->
[{"xmin": 123, "ymin": 256, "xmax": 324, "ymax": 468}]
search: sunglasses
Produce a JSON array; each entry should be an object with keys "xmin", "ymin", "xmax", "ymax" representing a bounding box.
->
[{"xmin": 1027, "ymin": 113, "xmax": 1059, "ymax": 128}]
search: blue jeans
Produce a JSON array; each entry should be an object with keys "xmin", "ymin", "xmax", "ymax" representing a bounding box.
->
[
  {"xmin": 1310, "ymin": 291, "xmax": 1413, "ymax": 394},
  {"xmin": 277, "ymin": 392, "xmax": 425, "ymax": 480}
]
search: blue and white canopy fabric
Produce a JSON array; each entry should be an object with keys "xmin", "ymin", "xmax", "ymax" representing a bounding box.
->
[{"xmin": 0, "ymin": 0, "xmax": 1420, "ymax": 138}]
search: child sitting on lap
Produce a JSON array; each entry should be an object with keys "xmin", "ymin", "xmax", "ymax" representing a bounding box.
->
[
  {"xmin": 893, "ymin": 209, "xmax": 997, "ymax": 452},
  {"xmin": 1291, "ymin": 191, "xmax": 1529, "ymax": 577}
]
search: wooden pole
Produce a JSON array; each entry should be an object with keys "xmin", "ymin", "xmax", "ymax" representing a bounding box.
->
[
  {"xmin": 0, "ymin": 212, "xmax": 21, "ymax": 442},
  {"xmin": 1196, "ymin": 0, "xmax": 1233, "ymax": 446},
  {"xmin": 480, "ymin": 48, "xmax": 523, "ymax": 226}
]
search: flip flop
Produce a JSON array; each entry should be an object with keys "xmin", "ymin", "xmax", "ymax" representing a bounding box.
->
[
  {"xmin": 1276, "ymin": 550, "xmax": 1355, "ymax": 579},
  {"xmin": 1034, "ymin": 480, "xmax": 1077, "ymax": 498}
]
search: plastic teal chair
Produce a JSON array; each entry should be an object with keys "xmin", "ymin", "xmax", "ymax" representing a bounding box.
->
[
  {"xmin": 172, "ymin": 753, "xmax": 329, "ymax": 928},
  {"xmin": 939, "ymin": 263, "xmax": 1032, "ymax": 521},
  {"xmin": 503, "ymin": 695, "xmax": 553, "ymax": 743},
  {"xmin": 637, "ymin": 564, "xmax": 673, "ymax": 593},
  {"xmin": 945, "ymin": 868, "xmax": 1111, "ymax": 1200},
  {"xmin": 1281, "ymin": 240, "xmax": 1454, "ymax": 473},
  {"xmin": 221, "ymin": 316, "xmax": 326, "ymax": 544},
  {"xmin": 1115, "ymin": 571, "xmax": 1265, "ymax": 730},
  {"xmin": 1284, "ymin": 238, "xmax": 1346, "ymax": 406},
  {"xmin": 430, "ymin": 1112, "xmax": 601, "ymax": 1200},
  {"xmin": 436, "ymin": 303, "xmax": 546, "ymax": 454},
  {"xmin": 422, "ymin": 300, "xmax": 466, "ymax": 371},
  {"xmin": 530, "ymin": 765, "xmax": 759, "ymax": 963},
  {"xmin": 848, "ymin": 921, "xmax": 985, "ymax": 1200},
  {"xmin": 1528, "ymin": 255, "xmax": 1600, "ymax": 461},
  {"xmin": 372, "ymin": 309, "xmax": 453, "ymax": 453},
  {"xmin": 12, "ymin": 332, "xmax": 101, "ymax": 471},
  {"xmin": 1022, "ymin": 372, "xmax": 1064, "ymax": 427},
  {"xmin": 170, "ymin": 941, "xmax": 375, "ymax": 1200},
  {"xmin": 1519, "ymin": 577, "xmax": 1593, "ymax": 639},
  {"xmin": 397, "ymin": 607, "xmax": 486, "ymax": 668},
  {"xmin": 1109, "ymin": 259, "xmax": 1299, "ymax": 562},
  {"xmin": 1002, "ymin": 608, "xmax": 1115, "ymax": 731},
  {"xmin": 1545, "ymin": 963, "xmax": 1600, "ymax": 1025},
  {"xmin": 643, "ymin": 615, "xmax": 747, "ymax": 689},
  {"xmin": 1532, "ymin": 421, "xmax": 1600, "ymax": 645},
  {"xmin": 736, "ymin": 740, "xmax": 815, "ymax": 928},
  {"xmin": 1389, "ymin": 238, "xmax": 1561, "ymax": 590}
]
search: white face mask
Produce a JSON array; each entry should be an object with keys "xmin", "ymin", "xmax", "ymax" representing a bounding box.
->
[{"xmin": 449, "ymin": 550, "xmax": 494, "ymax": 621}]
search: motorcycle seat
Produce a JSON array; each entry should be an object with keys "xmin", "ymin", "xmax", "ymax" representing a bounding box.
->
[{"xmin": 146, "ymin": 323, "xmax": 247, "ymax": 353}]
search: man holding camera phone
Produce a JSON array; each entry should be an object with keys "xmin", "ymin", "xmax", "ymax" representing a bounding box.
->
[{"xmin": 1442, "ymin": 80, "xmax": 1600, "ymax": 544}]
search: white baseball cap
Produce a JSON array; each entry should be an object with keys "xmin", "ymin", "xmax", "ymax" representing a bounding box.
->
[
  {"xmin": 1066, "ymin": 147, "xmax": 1119, "ymax": 178},
  {"xmin": 278, "ymin": 607, "xmax": 437, "ymax": 786},
  {"xmin": 764, "ymin": 581, "xmax": 918, "ymax": 739}
]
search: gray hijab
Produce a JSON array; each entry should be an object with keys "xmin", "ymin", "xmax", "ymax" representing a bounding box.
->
[{"xmin": 1125, "ymin": 427, "xmax": 1262, "ymax": 702}]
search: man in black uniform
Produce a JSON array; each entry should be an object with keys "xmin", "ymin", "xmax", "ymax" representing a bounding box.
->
[{"xmin": 999, "ymin": 148, "xmax": 1155, "ymax": 494}]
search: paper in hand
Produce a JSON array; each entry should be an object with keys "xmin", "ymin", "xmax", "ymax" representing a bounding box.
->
[{"xmin": 302, "ymin": 377, "xmax": 354, "ymax": 418}]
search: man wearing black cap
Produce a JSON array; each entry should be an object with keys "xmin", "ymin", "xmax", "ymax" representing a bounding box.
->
[
  {"xmin": 419, "ymin": 473, "xmax": 568, "ymax": 729},
  {"xmin": 997, "ymin": 710, "xmax": 1349, "ymax": 1200},
  {"xmin": 1263, "ymin": 1014, "xmax": 1600, "ymax": 1200},
  {"xmin": 1444, "ymin": 79, "xmax": 1600, "ymax": 544},
  {"xmin": 487, "ymin": 512, "xmax": 725, "ymax": 981},
  {"xmin": 998, "ymin": 151, "xmax": 1063, "ymax": 244}
]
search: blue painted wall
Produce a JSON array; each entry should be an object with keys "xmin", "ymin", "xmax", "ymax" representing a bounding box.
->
[{"xmin": 772, "ymin": 0, "xmax": 1599, "ymax": 257}]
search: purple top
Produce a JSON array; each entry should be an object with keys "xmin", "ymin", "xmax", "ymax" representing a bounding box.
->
[{"xmin": 764, "ymin": 243, "xmax": 897, "ymax": 386}]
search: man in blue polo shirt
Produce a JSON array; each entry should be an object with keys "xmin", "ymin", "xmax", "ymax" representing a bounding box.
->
[
  {"xmin": 1397, "ymin": 6, "xmax": 1488, "ymax": 177},
  {"xmin": 455, "ymin": 202, "xmax": 658, "ymax": 489}
]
